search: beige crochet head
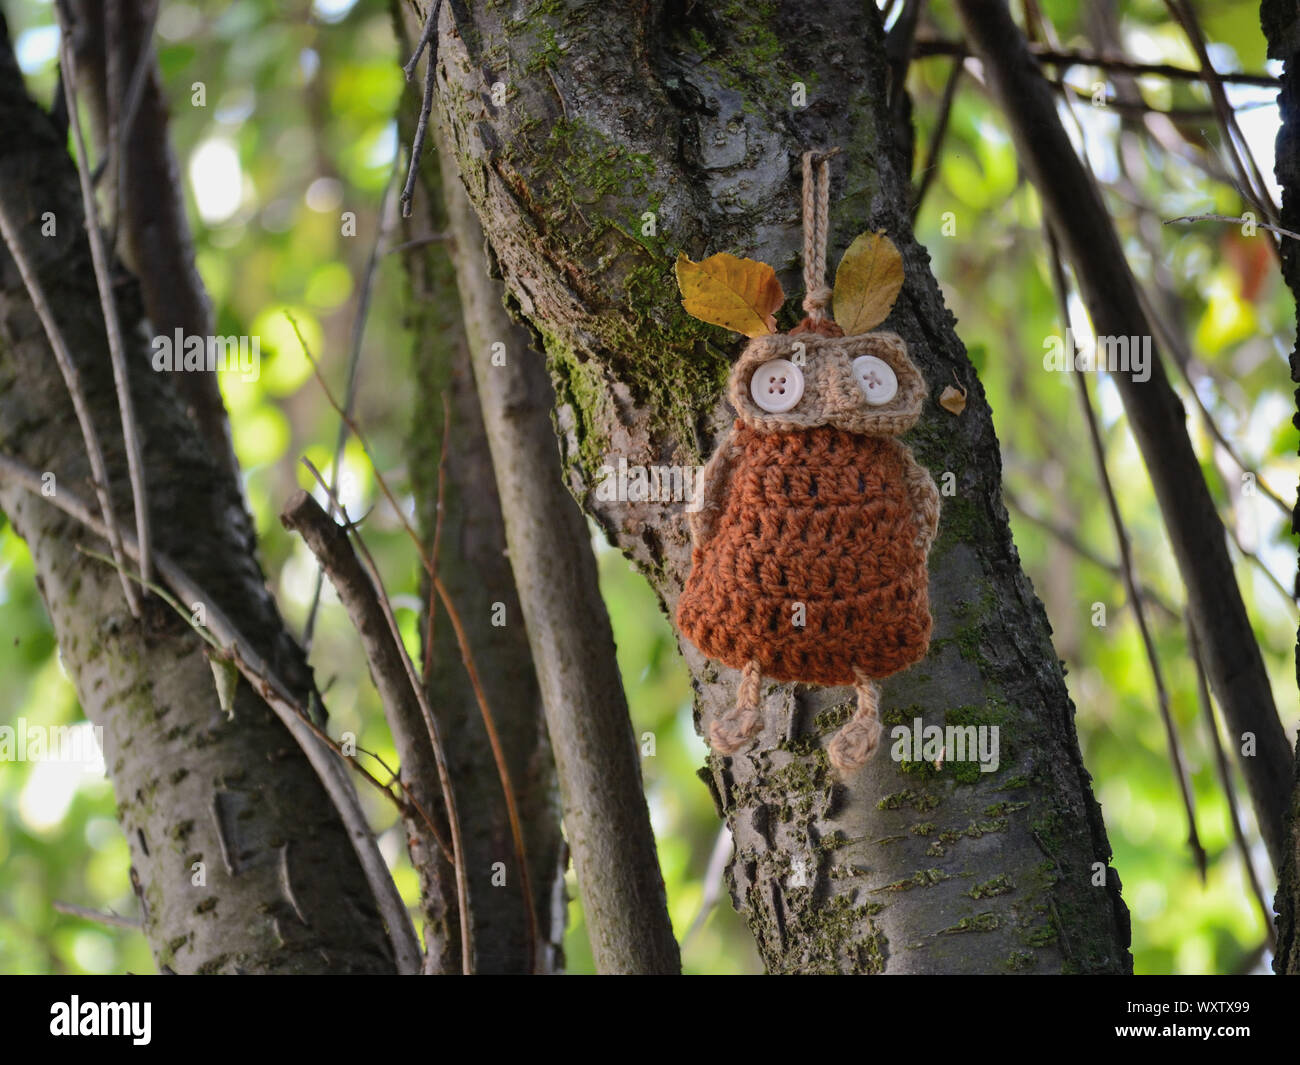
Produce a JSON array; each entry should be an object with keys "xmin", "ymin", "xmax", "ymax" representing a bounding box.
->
[{"xmin": 728, "ymin": 330, "xmax": 928, "ymax": 436}]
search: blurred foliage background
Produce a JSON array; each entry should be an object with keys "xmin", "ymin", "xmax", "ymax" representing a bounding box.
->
[{"xmin": 0, "ymin": 0, "xmax": 1295, "ymax": 975}]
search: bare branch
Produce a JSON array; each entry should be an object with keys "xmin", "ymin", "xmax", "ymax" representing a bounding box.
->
[
  {"xmin": 53, "ymin": 901, "xmax": 142, "ymax": 930},
  {"xmin": 422, "ymin": 389, "xmax": 451, "ymax": 678},
  {"xmin": 313, "ymin": 480, "xmax": 474, "ymax": 974},
  {"xmin": 1187, "ymin": 620, "xmax": 1275, "ymax": 948},
  {"xmin": 282, "ymin": 485, "xmax": 470, "ymax": 968},
  {"xmin": 1132, "ymin": 244, "xmax": 1294, "ymax": 525},
  {"xmin": 93, "ymin": 0, "xmax": 159, "ymax": 256},
  {"xmin": 281, "ymin": 490, "xmax": 455, "ymax": 857},
  {"xmin": 0, "ymin": 201, "xmax": 139, "ymax": 617},
  {"xmin": 1227, "ymin": 528, "xmax": 1298, "ymax": 613},
  {"xmin": 58, "ymin": 23, "xmax": 152, "ymax": 596},
  {"xmin": 76, "ymin": 534, "xmax": 451, "ymax": 859},
  {"xmin": 399, "ymin": 0, "xmax": 443, "ymax": 217},
  {"xmin": 1055, "ymin": 82, "xmax": 1239, "ymax": 120},
  {"xmin": 69, "ymin": 0, "xmax": 239, "ymax": 480},
  {"xmin": 383, "ymin": 232, "xmax": 449, "ymax": 256},
  {"xmin": 1163, "ymin": 0, "xmax": 1279, "ymax": 234},
  {"xmin": 681, "ymin": 826, "xmax": 732, "ymax": 952},
  {"xmin": 1165, "ymin": 213, "xmax": 1300, "ymax": 242}
]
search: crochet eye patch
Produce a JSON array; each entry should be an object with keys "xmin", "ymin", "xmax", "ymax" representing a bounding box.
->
[{"xmin": 673, "ymin": 150, "xmax": 941, "ymax": 775}]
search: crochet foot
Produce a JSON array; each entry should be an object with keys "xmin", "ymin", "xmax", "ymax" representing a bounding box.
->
[
  {"xmin": 709, "ymin": 659, "xmax": 763, "ymax": 756},
  {"xmin": 709, "ymin": 707, "xmax": 762, "ymax": 754},
  {"xmin": 829, "ymin": 674, "xmax": 882, "ymax": 774}
]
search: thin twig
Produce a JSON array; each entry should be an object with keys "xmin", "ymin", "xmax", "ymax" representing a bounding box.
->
[
  {"xmin": 1163, "ymin": 0, "xmax": 1279, "ymax": 236},
  {"xmin": 351, "ymin": 517, "xmax": 473, "ymax": 973},
  {"xmin": 1132, "ymin": 252, "xmax": 1294, "ymax": 526},
  {"xmin": 1163, "ymin": 213, "xmax": 1300, "ymax": 243},
  {"xmin": 401, "ymin": 0, "xmax": 439, "ymax": 81},
  {"xmin": 99, "ymin": 0, "xmax": 122, "ymax": 195},
  {"xmin": 399, "ymin": 0, "xmax": 443, "ymax": 218},
  {"xmin": 884, "ymin": 0, "xmax": 923, "ymax": 122},
  {"xmin": 289, "ymin": 317, "xmax": 541, "ymax": 972},
  {"xmin": 53, "ymin": 901, "xmax": 141, "ymax": 930},
  {"xmin": 1142, "ymin": 113, "xmax": 1236, "ymax": 186},
  {"xmin": 1186, "ymin": 619, "xmax": 1276, "ymax": 949},
  {"xmin": 1055, "ymin": 82, "xmax": 1237, "ymax": 120},
  {"xmin": 1227, "ymin": 528, "xmax": 1298, "ymax": 613},
  {"xmin": 59, "ymin": 26, "xmax": 153, "ymax": 599},
  {"xmin": 428, "ymin": 547, "xmax": 538, "ymax": 970},
  {"xmin": 0, "ymin": 202, "xmax": 139, "ymax": 617},
  {"xmin": 304, "ymin": 165, "xmax": 399, "ymax": 652},
  {"xmin": 1003, "ymin": 489, "xmax": 1181, "ymax": 620},
  {"xmin": 115, "ymin": 2, "xmax": 160, "ymax": 200},
  {"xmin": 0, "ymin": 450, "xmax": 422, "ymax": 974},
  {"xmin": 76, "ymin": 541, "xmax": 447, "ymax": 882},
  {"xmin": 912, "ymin": 35, "xmax": 1279, "ymax": 87},
  {"xmin": 1046, "ymin": 232, "xmax": 1207, "ymax": 879},
  {"xmin": 73, "ymin": 550, "xmax": 442, "ymax": 939},
  {"xmin": 276, "ymin": 496, "xmax": 457, "ymax": 861},
  {"xmin": 680, "ymin": 825, "xmax": 733, "ymax": 952},
  {"xmin": 912, "ymin": 56, "xmax": 963, "ymax": 219},
  {"xmin": 1067, "ymin": 169, "xmax": 1296, "ymax": 539},
  {"xmin": 384, "ymin": 233, "xmax": 449, "ymax": 256},
  {"xmin": 423, "ymin": 389, "xmax": 451, "ymax": 678},
  {"xmin": 546, "ymin": 67, "xmax": 569, "ymax": 121},
  {"xmin": 283, "ymin": 488, "xmax": 464, "ymax": 973}
]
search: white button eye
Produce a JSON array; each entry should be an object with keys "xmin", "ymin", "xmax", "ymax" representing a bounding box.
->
[
  {"xmin": 750, "ymin": 358, "xmax": 804, "ymax": 413},
  {"xmin": 851, "ymin": 355, "xmax": 898, "ymax": 406}
]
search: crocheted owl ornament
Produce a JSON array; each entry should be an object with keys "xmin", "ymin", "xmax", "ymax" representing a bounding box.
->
[{"xmin": 674, "ymin": 152, "xmax": 940, "ymax": 774}]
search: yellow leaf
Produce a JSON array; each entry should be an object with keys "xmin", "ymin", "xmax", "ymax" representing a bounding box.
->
[
  {"xmin": 939, "ymin": 371, "xmax": 967, "ymax": 415},
  {"xmin": 939, "ymin": 385, "xmax": 967, "ymax": 415},
  {"xmin": 832, "ymin": 232, "xmax": 904, "ymax": 335},
  {"xmin": 675, "ymin": 252, "xmax": 784, "ymax": 338}
]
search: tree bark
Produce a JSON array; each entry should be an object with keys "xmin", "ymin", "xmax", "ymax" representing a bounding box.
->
[
  {"xmin": 0, "ymin": 20, "xmax": 395, "ymax": 973},
  {"xmin": 1259, "ymin": 0, "xmax": 1300, "ymax": 975},
  {"xmin": 427, "ymin": 0, "xmax": 1131, "ymax": 972}
]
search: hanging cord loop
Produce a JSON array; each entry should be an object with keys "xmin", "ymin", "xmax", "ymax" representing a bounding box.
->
[{"xmin": 800, "ymin": 147, "xmax": 840, "ymax": 324}]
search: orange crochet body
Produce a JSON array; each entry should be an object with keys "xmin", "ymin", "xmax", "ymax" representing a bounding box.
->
[{"xmin": 676, "ymin": 422, "xmax": 932, "ymax": 686}]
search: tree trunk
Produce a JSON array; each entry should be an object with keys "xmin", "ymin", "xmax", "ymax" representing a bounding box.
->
[
  {"xmin": 0, "ymin": 26, "xmax": 396, "ymax": 972},
  {"xmin": 427, "ymin": 0, "xmax": 1132, "ymax": 972},
  {"xmin": 1259, "ymin": 0, "xmax": 1300, "ymax": 975}
]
